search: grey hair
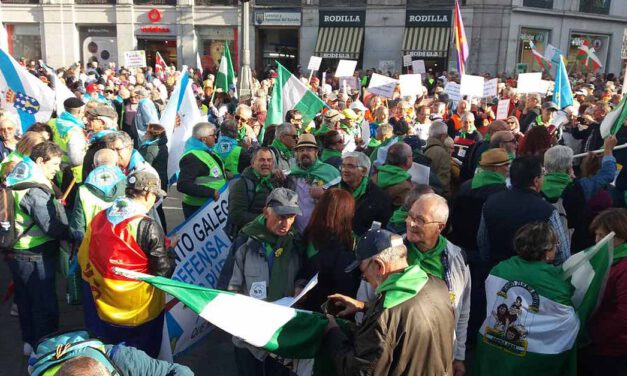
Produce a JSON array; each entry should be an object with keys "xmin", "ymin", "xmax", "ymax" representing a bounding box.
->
[
  {"xmin": 544, "ymin": 145, "xmax": 574, "ymax": 174},
  {"xmin": 376, "ymin": 242, "xmax": 408, "ymax": 264},
  {"xmin": 98, "ymin": 116, "xmax": 116, "ymax": 130},
  {"xmin": 103, "ymin": 131, "xmax": 133, "ymax": 148},
  {"xmin": 414, "ymin": 193, "xmax": 449, "ymax": 223},
  {"xmin": 527, "ymin": 93, "xmax": 541, "ymax": 102},
  {"xmin": 428, "ymin": 121, "xmax": 448, "ymax": 138},
  {"xmin": 134, "ymin": 87, "xmax": 149, "ymax": 98},
  {"xmin": 343, "ymin": 151, "xmax": 371, "ymax": 174},
  {"xmin": 385, "ymin": 142, "xmax": 412, "ymax": 166},
  {"xmin": 192, "ymin": 122, "xmax": 216, "ymax": 139},
  {"xmin": 93, "ymin": 148, "xmax": 118, "ymax": 167},
  {"xmin": 489, "ymin": 130, "xmax": 514, "ymax": 148},
  {"xmin": 401, "ymin": 184, "xmax": 434, "ymax": 210},
  {"xmin": 0, "ymin": 116, "xmax": 17, "ymax": 129},
  {"xmin": 460, "ymin": 111, "xmax": 475, "ymax": 122},
  {"xmin": 235, "ymin": 104, "xmax": 253, "ymax": 119},
  {"xmin": 275, "ymin": 123, "xmax": 295, "ymax": 139}
]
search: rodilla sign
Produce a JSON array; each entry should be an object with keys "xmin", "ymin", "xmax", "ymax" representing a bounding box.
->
[{"xmin": 159, "ymin": 185, "xmax": 232, "ymax": 359}]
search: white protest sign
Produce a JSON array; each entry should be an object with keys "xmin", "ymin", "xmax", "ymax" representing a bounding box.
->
[
  {"xmin": 539, "ymin": 80, "xmax": 554, "ymax": 95},
  {"xmin": 399, "ymin": 74, "xmax": 423, "ymax": 97},
  {"xmin": 517, "ymin": 72, "xmax": 542, "ymax": 94},
  {"xmin": 444, "ymin": 82, "xmax": 462, "ymax": 101},
  {"xmin": 124, "ymin": 50, "xmax": 147, "ymax": 68},
  {"xmin": 307, "ymin": 56, "xmax": 322, "ymax": 71},
  {"xmin": 483, "ymin": 78, "xmax": 498, "ymax": 98},
  {"xmin": 367, "ymin": 73, "xmax": 398, "ymax": 98},
  {"xmin": 159, "ymin": 186, "xmax": 232, "ymax": 359},
  {"xmin": 335, "ymin": 60, "xmax": 357, "ymax": 77},
  {"xmin": 378, "ymin": 60, "xmax": 395, "ymax": 73},
  {"xmin": 403, "ymin": 55, "xmax": 413, "ymax": 67},
  {"xmin": 412, "ymin": 60, "xmax": 426, "ymax": 74},
  {"xmin": 460, "ymin": 74, "xmax": 485, "ymax": 98},
  {"xmin": 496, "ymin": 99, "xmax": 510, "ymax": 120}
]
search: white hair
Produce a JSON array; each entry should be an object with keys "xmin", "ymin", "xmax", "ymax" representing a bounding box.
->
[
  {"xmin": 460, "ymin": 111, "xmax": 475, "ymax": 122},
  {"xmin": 343, "ymin": 151, "xmax": 371, "ymax": 174},
  {"xmin": 428, "ymin": 121, "xmax": 448, "ymax": 138},
  {"xmin": 544, "ymin": 145, "xmax": 574, "ymax": 174},
  {"xmin": 192, "ymin": 122, "xmax": 216, "ymax": 139},
  {"xmin": 414, "ymin": 193, "xmax": 449, "ymax": 223}
]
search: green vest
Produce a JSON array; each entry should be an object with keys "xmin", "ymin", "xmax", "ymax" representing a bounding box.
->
[
  {"xmin": 12, "ymin": 184, "xmax": 54, "ymax": 251},
  {"xmin": 181, "ymin": 149, "xmax": 226, "ymax": 206},
  {"xmin": 49, "ymin": 118, "xmax": 71, "ymax": 164},
  {"xmin": 78, "ymin": 186, "xmax": 115, "ymax": 231},
  {"xmin": 223, "ymin": 146, "xmax": 242, "ymax": 177}
]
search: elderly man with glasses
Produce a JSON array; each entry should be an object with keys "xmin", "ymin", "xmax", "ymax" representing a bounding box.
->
[{"xmin": 404, "ymin": 192, "xmax": 471, "ymax": 376}]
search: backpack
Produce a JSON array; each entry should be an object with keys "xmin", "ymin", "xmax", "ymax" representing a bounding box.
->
[
  {"xmin": 0, "ymin": 182, "xmax": 50, "ymax": 251},
  {"xmin": 28, "ymin": 330, "xmax": 122, "ymax": 376}
]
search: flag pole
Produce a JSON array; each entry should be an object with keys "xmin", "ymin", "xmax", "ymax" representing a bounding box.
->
[{"xmin": 572, "ymin": 143, "xmax": 627, "ymax": 159}]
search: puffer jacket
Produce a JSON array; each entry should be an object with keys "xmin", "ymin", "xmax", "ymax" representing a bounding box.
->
[{"xmin": 424, "ymin": 136, "xmax": 451, "ymax": 198}]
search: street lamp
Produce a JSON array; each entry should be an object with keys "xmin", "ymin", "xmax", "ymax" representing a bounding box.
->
[{"xmin": 237, "ymin": 0, "xmax": 253, "ymax": 103}]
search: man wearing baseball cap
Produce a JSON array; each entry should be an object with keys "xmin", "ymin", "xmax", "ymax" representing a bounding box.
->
[
  {"xmin": 225, "ymin": 188, "xmax": 307, "ymax": 375},
  {"xmin": 49, "ymin": 97, "xmax": 88, "ymax": 178},
  {"xmin": 323, "ymin": 222, "xmax": 454, "ymax": 375},
  {"xmin": 79, "ymin": 170, "xmax": 173, "ymax": 359},
  {"xmin": 530, "ymin": 101, "xmax": 558, "ymax": 129}
]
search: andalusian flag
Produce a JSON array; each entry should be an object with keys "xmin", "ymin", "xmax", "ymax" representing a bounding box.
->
[
  {"xmin": 529, "ymin": 41, "xmax": 552, "ymax": 73},
  {"xmin": 113, "ymin": 268, "xmax": 328, "ymax": 358},
  {"xmin": 576, "ymin": 37, "xmax": 602, "ymax": 72},
  {"xmin": 264, "ymin": 62, "xmax": 327, "ymax": 128},
  {"xmin": 600, "ymin": 94, "xmax": 627, "ymax": 138},
  {"xmin": 474, "ymin": 233, "xmax": 614, "ymax": 376},
  {"xmin": 215, "ymin": 42, "xmax": 235, "ymax": 94}
]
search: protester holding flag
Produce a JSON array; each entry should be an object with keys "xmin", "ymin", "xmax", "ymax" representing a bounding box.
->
[
  {"xmin": 324, "ymin": 224, "xmax": 454, "ymax": 376},
  {"xmin": 177, "ymin": 122, "xmax": 226, "ymax": 219}
]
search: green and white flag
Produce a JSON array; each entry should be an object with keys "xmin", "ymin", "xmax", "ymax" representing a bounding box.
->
[
  {"xmin": 600, "ymin": 95, "xmax": 627, "ymax": 138},
  {"xmin": 474, "ymin": 233, "xmax": 614, "ymax": 376},
  {"xmin": 113, "ymin": 268, "xmax": 328, "ymax": 359},
  {"xmin": 264, "ymin": 62, "xmax": 327, "ymax": 128},
  {"xmin": 215, "ymin": 42, "xmax": 235, "ymax": 94}
]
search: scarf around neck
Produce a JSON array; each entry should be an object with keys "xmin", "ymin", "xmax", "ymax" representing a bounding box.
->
[
  {"xmin": 542, "ymin": 172, "xmax": 572, "ymax": 200},
  {"xmin": 471, "ymin": 169, "xmax": 506, "ymax": 189},
  {"xmin": 376, "ymin": 265, "xmax": 428, "ymax": 309},
  {"xmin": 408, "ymin": 235, "xmax": 447, "ymax": 280},
  {"xmin": 376, "ymin": 165, "xmax": 410, "ymax": 189},
  {"xmin": 289, "ymin": 159, "xmax": 340, "ymax": 184},
  {"xmin": 271, "ymin": 139, "xmax": 293, "ymax": 161}
]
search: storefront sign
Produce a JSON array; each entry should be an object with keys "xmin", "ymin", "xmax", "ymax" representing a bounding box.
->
[
  {"xmin": 406, "ymin": 10, "xmax": 451, "ymax": 27},
  {"xmin": 408, "ymin": 51, "xmax": 447, "ymax": 58},
  {"xmin": 140, "ymin": 25, "xmax": 171, "ymax": 33},
  {"xmin": 321, "ymin": 52, "xmax": 352, "ymax": 59},
  {"xmin": 320, "ymin": 10, "xmax": 366, "ymax": 27},
  {"xmin": 254, "ymin": 11, "xmax": 301, "ymax": 26},
  {"xmin": 148, "ymin": 8, "xmax": 162, "ymax": 23}
]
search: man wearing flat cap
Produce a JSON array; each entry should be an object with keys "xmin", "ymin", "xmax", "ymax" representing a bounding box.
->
[
  {"xmin": 49, "ymin": 97, "xmax": 88, "ymax": 177},
  {"xmin": 324, "ymin": 222, "xmax": 454, "ymax": 375},
  {"xmin": 227, "ymin": 187, "xmax": 307, "ymax": 375}
]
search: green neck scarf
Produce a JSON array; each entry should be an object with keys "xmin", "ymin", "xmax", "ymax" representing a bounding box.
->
[
  {"xmin": 376, "ymin": 265, "xmax": 428, "ymax": 309},
  {"xmin": 408, "ymin": 235, "xmax": 446, "ymax": 279},
  {"xmin": 241, "ymin": 215, "xmax": 298, "ymax": 301},
  {"xmin": 471, "ymin": 169, "xmax": 506, "ymax": 189},
  {"xmin": 238, "ymin": 126, "xmax": 247, "ymax": 141},
  {"xmin": 320, "ymin": 148, "xmax": 342, "ymax": 162},
  {"xmin": 253, "ymin": 170, "xmax": 274, "ymax": 192},
  {"xmin": 484, "ymin": 133, "xmax": 492, "ymax": 142},
  {"xmin": 271, "ymin": 139, "xmax": 293, "ymax": 161},
  {"xmin": 389, "ymin": 207, "xmax": 408, "ymax": 226},
  {"xmin": 342, "ymin": 176, "xmax": 368, "ymax": 200},
  {"xmin": 376, "ymin": 165, "xmax": 410, "ymax": 189},
  {"xmin": 614, "ymin": 242, "xmax": 627, "ymax": 264},
  {"xmin": 541, "ymin": 172, "xmax": 572, "ymax": 200},
  {"xmin": 290, "ymin": 159, "xmax": 340, "ymax": 184}
]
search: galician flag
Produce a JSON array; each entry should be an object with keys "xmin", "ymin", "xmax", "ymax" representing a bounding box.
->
[
  {"xmin": 529, "ymin": 41, "xmax": 552, "ymax": 73},
  {"xmin": 553, "ymin": 55, "xmax": 573, "ymax": 110},
  {"xmin": 576, "ymin": 37, "xmax": 602, "ymax": 72},
  {"xmin": 0, "ymin": 49, "xmax": 55, "ymax": 132},
  {"xmin": 159, "ymin": 70, "xmax": 202, "ymax": 184},
  {"xmin": 265, "ymin": 62, "xmax": 327, "ymax": 128},
  {"xmin": 600, "ymin": 95, "xmax": 627, "ymax": 138},
  {"xmin": 113, "ymin": 268, "xmax": 329, "ymax": 359},
  {"xmin": 474, "ymin": 233, "xmax": 614, "ymax": 376},
  {"xmin": 215, "ymin": 42, "xmax": 235, "ymax": 94}
]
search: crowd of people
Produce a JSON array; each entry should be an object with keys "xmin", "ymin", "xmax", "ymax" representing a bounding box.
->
[{"xmin": 1, "ymin": 57, "xmax": 627, "ymax": 376}]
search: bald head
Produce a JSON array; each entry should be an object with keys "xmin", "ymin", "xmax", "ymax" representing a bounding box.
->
[
  {"xmin": 386, "ymin": 142, "xmax": 413, "ymax": 169},
  {"xmin": 94, "ymin": 148, "xmax": 118, "ymax": 168}
]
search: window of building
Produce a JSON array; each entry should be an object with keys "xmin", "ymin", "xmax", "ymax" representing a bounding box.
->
[
  {"xmin": 5, "ymin": 24, "xmax": 42, "ymax": 61},
  {"xmin": 522, "ymin": 0, "xmax": 553, "ymax": 9},
  {"xmin": 75, "ymin": 0, "xmax": 115, "ymax": 4},
  {"xmin": 254, "ymin": 0, "xmax": 300, "ymax": 5},
  {"xmin": 579, "ymin": 0, "xmax": 611, "ymax": 14},
  {"xmin": 319, "ymin": 0, "xmax": 365, "ymax": 7},
  {"xmin": 195, "ymin": 0, "xmax": 234, "ymax": 5},
  {"xmin": 197, "ymin": 27, "xmax": 236, "ymax": 75},
  {"xmin": 566, "ymin": 33, "xmax": 609, "ymax": 73},
  {"xmin": 134, "ymin": 0, "xmax": 176, "ymax": 5},
  {"xmin": 517, "ymin": 27, "xmax": 550, "ymax": 72}
]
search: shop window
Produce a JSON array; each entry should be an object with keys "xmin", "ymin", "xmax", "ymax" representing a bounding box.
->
[
  {"xmin": 75, "ymin": 0, "xmax": 116, "ymax": 3},
  {"xmin": 197, "ymin": 28, "xmax": 236, "ymax": 75},
  {"xmin": 406, "ymin": 0, "xmax": 457, "ymax": 6},
  {"xmin": 579, "ymin": 0, "xmax": 611, "ymax": 14},
  {"xmin": 319, "ymin": 0, "xmax": 366, "ymax": 7},
  {"xmin": 6, "ymin": 24, "xmax": 42, "ymax": 61},
  {"xmin": 134, "ymin": 0, "xmax": 177, "ymax": 5},
  {"xmin": 522, "ymin": 0, "xmax": 553, "ymax": 8},
  {"xmin": 255, "ymin": 0, "xmax": 301, "ymax": 5},
  {"xmin": 517, "ymin": 28, "xmax": 550, "ymax": 72},
  {"xmin": 566, "ymin": 33, "xmax": 609, "ymax": 73},
  {"xmin": 1, "ymin": 0, "xmax": 39, "ymax": 3},
  {"xmin": 195, "ymin": 0, "xmax": 235, "ymax": 4}
]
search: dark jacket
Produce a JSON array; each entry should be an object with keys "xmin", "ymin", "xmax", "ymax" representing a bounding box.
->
[
  {"xmin": 324, "ymin": 276, "xmax": 454, "ymax": 376},
  {"xmin": 177, "ymin": 149, "xmax": 225, "ymax": 204},
  {"xmin": 227, "ymin": 167, "xmax": 274, "ymax": 230},
  {"xmin": 424, "ymin": 137, "xmax": 451, "ymax": 198},
  {"xmin": 460, "ymin": 140, "xmax": 490, "ymax": 182},
  {"xmin": 82, "ymin": 138, "xmax": 107, "ymax": 179},
  {"xmin": 352, "ymin": 181, "xmax": 393, "ymax": 236},
  {"xmin": 139, "ymin": 136, "xmax": 169, "ymax": 190},
  {"xmin": 371, "ymin": 173, "xmax": 412, "ymax": 209},
  {"xmin": 520, "ymin": 107, "xmax": 540, "ymax": 133},
  {"xmin": 136, "ymin": 216, "xmax": 174, "ymax": 277}
]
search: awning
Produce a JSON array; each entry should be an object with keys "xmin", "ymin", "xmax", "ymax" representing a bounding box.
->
[
  {"xmin": 315, "ymin": 27, "xmax": 364, "ymax": 60},
  {"xmin": 402, "ymin": 27, "xmax": 451, "ymax": 58}
]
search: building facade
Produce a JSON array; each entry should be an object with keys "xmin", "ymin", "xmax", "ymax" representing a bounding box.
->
[{"xmin": 1, "ymin": 0, "xmax": 625, "ymax": 76}]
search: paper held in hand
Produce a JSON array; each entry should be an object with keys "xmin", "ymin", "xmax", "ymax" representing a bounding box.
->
[
  {"xmin": 335, "ymin": 60, "xmax": 358, "ymax": 77},
  {"xmin": 399, "ymin": 74, "xmax": 423, "ymax": 97},
  {"xmin": 496, "ymin": 99, "xmax": 510, "ymax": 120},
  {"xmin": 517, "ymin": 72, "xmax": 543, "ymax": 94},
  {"xmin": 444, "ymin": 82, "xmax": 462, "ymax": 101},
  {"xmin": 412, "ymin": 60, "xmax": 426, "ymax": 74},
  {"xmin": 367, "ymin": 73, "xmax": 398, "ymax": 99},
  {"xmin": 307, "ymin": 56, "xmax": 322, "ymax": 71},
  {"xmin": 460, "ymin": 74, "xmax": 485, "ymax": 98}
]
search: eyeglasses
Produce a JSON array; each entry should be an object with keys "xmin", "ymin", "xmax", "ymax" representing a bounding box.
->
[
  {"xmin": 111, "ymin": 144, "xmax": 131, "ymax": 153},
  {"xmin": 292, "ymin": 117, "xmax": 303, "ymax": 123},
  {"xmin": 506, "ymin": 121, "xmax": 516, "ymax": 125},
  {"xmin": 235, "ymin": 115, "xmax": 249, "ymax": 122},
  {"xmin": 406, "ymin": 213, "xmax": 442, "ymax": 227}
]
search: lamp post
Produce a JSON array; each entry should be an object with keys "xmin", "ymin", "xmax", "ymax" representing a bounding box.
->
[{"xmin": 237, "ymin": 0, "xmax": 253, "ymax": 103}]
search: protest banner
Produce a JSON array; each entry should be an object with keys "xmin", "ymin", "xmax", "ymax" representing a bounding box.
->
[
  {"xmin": 368, "ymin": 73, "xmax": 398, "ymax": 98},
  {"xmin": 517, "ymin": 72, "xmax": 542, "ymax": 94},
  {"xmin": 483, "ymin": 78, "xmax": 498, "ymax": 98},
  {"xmin": 496, "ymin": 99, "xmax": 510, "ymax": 120},
  {"xmin": 460, "ymin": 74, "xmax": 484, "ymax": 98},
  {"xmin": 399, "ymin": 74, "xmax": 423, "ymax": 97},
  {"xmin": 335, "ymin": 60, "xmax": 357, "ymax": 77},
  {"xmin": 412, "ymin": 60, "xmax": 426, "ymax": 74},
  {"xmin": 159, "ymin": 186, "xmax": 232, "ymax": 359},
  {"xmin": 307, "ymin": 56, "xmax": 322, "ymax": 71},
  {"xmin": 444, "ymin": 82, "xmax": 462, "ymax": 101},
  {"xmin": 403, "ymin": 55, "xmax": 413, "ymax": 67},
  {"xmin": 124, "ymin": 50, "xmax": 147, "ymax": 68}
]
